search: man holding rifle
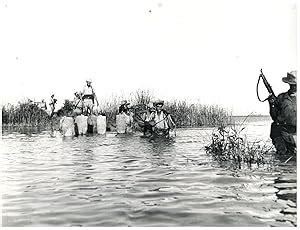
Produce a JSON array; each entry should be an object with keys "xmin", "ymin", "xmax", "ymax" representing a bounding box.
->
[{"xmin": 267, "ymin": 71, "xmax": 297, "ymax": 155}]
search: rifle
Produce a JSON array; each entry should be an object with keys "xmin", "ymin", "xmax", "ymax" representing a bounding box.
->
[
  {"xmin": 73, "ymin": 98, "xmax": 82, "ymax": 109},
  {"xmin": 256, "ymin": 69, "xmax": 276, "ymax": 102}
]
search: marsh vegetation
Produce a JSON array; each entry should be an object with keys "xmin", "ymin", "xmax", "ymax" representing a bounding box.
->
[
  {"xmin": 205, "ymin": 118, "xmax": 275, "ymax": 169},
  {"xmin": 2, "ymin": 89, "xmax": 230, "ymax": 128}
]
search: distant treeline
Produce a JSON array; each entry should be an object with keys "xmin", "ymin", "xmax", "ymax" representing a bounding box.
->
[{"xmin": 2, "ymin": 90, "xmax": 230, "ymax": 128}]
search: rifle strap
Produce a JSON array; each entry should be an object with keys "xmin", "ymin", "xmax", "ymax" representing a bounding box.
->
[{"xmin": 256, "ymin": 75, "xmax": 269, "ymax": 102}]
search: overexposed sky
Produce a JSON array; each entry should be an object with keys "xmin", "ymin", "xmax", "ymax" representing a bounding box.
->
[{"xmin": 0, "ymin": 0, "xmax": 297, "ymax": 115}]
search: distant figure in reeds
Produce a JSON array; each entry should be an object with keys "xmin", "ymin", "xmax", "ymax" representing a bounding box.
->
[
  {"xmin": 268, "ymin": 71, "xmax": 297, "ymax": 155},
  {"xmin": 81, "ymin": 78, "xmax": 99, "ymax": 116},
  {"xmin": 37, "ymin": 99, "xmax": 47, "ymax": 110},
  {"xmin": 49, "ymin": 94, "xmax": 57, "ymax": 117}
]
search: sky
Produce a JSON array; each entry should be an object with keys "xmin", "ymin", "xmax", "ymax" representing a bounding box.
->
[{"xmin": 0, "ymin": 0, "xmax": 297, "ymax": 115}]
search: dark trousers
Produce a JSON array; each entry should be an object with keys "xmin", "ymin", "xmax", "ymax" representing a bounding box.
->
[{"xmin": 270, "ymin": 122, "xmax": 296, "ymax": 155}]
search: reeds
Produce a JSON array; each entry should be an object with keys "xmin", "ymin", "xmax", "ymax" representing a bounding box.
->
[
  {"xmin": 2, "ymin": 100, "xmax": 50, "ymax": 126},
  {"xmin": 130, "ymin": 89, "xmax": 153, "ymax": 105},
  {"xmin": 164, "ymin": 101, "xmax": 230, "ymax": 127},
  {"xmin": 205, "ymin": 122, "xmax": 274, "ymax": 169},
  {"xmin": 2, "ymin": 89, "xmax": 230, "ymax": 128}
]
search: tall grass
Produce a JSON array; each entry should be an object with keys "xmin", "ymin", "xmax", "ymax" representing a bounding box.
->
[
  {"xmin": 2, "ymin": 89, "xmax": 230, "ymax": 128},
  {"xmin": 2, "ymin": 100, "xmax": 50, "ymax": 126},
  {"xmin": 205, "ymin": 123, "xmax": 274, "ymax": 169},
  {"xmin": 2, "ymin": 99, "xmax": 75, "ymax": 127},
  {"xmin": 165, "ymin": 101, "xmax": 229, "ymax": 127},
  {"xmin": 98, "ymin": 95, "xmax": 121, "ymax": 128},
  {"xmin": 130, "ymin": 89, "xmax": 153, "ymax": 105}
]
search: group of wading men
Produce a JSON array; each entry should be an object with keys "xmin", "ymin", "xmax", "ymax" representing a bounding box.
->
[
  {"xmin": 50, "ymin": 70, "xmax": 297, "ymax": 155},
  {"xmin": 69, "ymin": 78, "xmax": 176, "ymax": 137}
]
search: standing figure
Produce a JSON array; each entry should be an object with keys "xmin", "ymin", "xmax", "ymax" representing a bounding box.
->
[
  {"xmin": 49, "ymin": 94, "xmax": 57, "ymax": 117},
  {"xmin": 73, "ymin": 92, "xmax": 83, "ymax": 116},
  {"xmin": 81, "ymin": 78, "xmax": 99, "ymax": 116},
  {"xmin": 268, "ymin": 71, "xmax": 297, "ymax": 155}
]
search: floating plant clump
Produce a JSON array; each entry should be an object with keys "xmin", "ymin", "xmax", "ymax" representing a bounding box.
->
[{"xmin": 205, "ymin": 124, "xmax": 274, "ymax": 169}]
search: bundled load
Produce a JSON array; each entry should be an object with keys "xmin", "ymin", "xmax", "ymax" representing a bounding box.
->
[
  {"xmin": 116, "ymin": 114, "xmax": 127, "ymax": 134},
  {"xmin": 75, "ymin": 115, "xmax": 88, "ymax": 135},
  {"xmin": 59, "ymin": 116, "xmax": 75, "ymax": 137},
  {"xmin": 97, "ymin": 115, "xmax": 106, "ymax": 135}
]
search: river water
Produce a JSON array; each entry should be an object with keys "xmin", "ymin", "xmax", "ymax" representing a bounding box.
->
[{"xmin": 1, "ymin": 116, "xmax": 297, "ymax": 226}]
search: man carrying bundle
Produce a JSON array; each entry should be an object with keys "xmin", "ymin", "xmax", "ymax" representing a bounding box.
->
[
  {"xmin": 81, "ymin": 78, "xmax": 99, "ymax": 116},
  {"xmin": 268, "ymin": 71, "xmax": 297, "ymax": 155}
]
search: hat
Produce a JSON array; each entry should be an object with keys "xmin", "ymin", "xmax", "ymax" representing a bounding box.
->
[
  {"xmin": 147, "ymin": 102, "xmax": 156, "ymax": 111},
  {"xmin": 86, "ymin": 78, "xmax": 92, "ymax": 83},
  {"xmin": 282, "ymin": 71, "xmax": 297, "ymax": 85},
  {"xmin": 154, "ymin": 100, "xmax": 164, "ymax": 106},
  {"xmin": 121, "ymin": 100, "xmax": 130, "ymax": 105}
]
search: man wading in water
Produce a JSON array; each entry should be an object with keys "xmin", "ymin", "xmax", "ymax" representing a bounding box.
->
[
  {"xmin": 118, "ymin": 100, "xmax": 134, "ymax": 133},
  {"xmin": 148, "ymin": 100, "xmax": 176, "ymax": 138},
  {"xmin": 268, "ymin": 71, "xmax": 297, "ymax": 155},
  {"xmin": 81, "ymin": 79, "xmax": 99, "ymax": 116}
]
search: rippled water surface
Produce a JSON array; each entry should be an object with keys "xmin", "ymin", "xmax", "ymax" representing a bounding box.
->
[{"xmin": 1, "ymin": 117, "xmax": 297, "ymax": 226}]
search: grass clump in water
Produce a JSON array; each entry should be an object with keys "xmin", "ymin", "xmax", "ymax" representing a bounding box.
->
[{"xmin": 205, "ymin": 123, "xmax": 274, "ymax": 169}]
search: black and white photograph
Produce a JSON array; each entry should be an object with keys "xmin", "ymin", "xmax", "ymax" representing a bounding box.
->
[{"xmin": 0, "ymin": 0, "xmax": 297, "ymax": 227}]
